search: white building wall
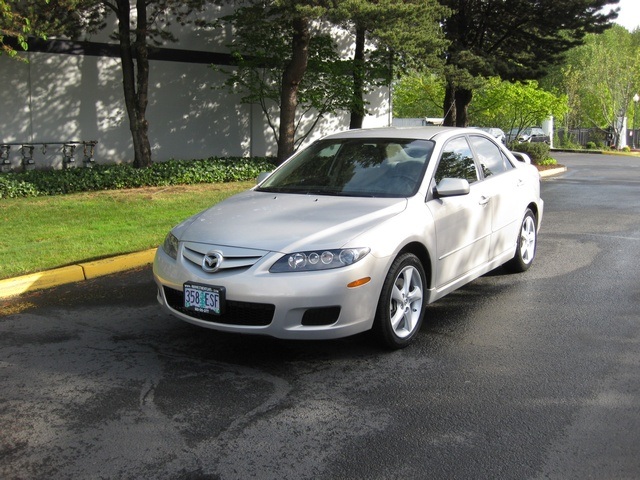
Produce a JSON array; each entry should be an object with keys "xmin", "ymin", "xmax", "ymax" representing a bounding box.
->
[{"xmin": 0, "ymin": 8, "xmax": 390, "ymax": 170}]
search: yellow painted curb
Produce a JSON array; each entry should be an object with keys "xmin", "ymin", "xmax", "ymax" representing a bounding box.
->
[
  {"xmin": 0, "ymin": 265, "xmax": 86, "ymax": 299},
  {"xmin": 81, "ymin": 249, "xmax": 157, "ymax": 279},
  {"xmin": 0, "ymin": 248, "xmax": 157, "ymax": 299}
]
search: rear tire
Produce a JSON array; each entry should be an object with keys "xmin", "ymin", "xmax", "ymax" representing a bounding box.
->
[
  {"xmin": 505, "ymin": 209, "xmax": 537, "ymax": 273},
  {"xmin": 373, "ymin": 253, "xmax": 426, "ymax": 349}
]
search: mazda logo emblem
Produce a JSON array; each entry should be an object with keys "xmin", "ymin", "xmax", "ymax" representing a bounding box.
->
[{"xmin": 202, "ymin": 251, "xmax": 223, "ymax": 273}]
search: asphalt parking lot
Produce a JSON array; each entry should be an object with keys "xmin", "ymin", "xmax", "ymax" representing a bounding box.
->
[{"xmin": 1, "ymin": 152, "xmax": 639, "ymax": 479}]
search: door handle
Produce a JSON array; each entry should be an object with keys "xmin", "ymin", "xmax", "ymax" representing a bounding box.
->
[{"xmin": 479, "ymin": 196, "xmax": 490, "ymax": 206}]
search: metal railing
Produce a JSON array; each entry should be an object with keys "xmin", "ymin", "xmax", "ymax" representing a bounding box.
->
[{"xmin": 0, "ymin": 141, "xmax": 98, "ymax": 172}]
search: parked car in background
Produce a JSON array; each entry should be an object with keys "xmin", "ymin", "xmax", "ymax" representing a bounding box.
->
[
  {"xmin": 154, "ymin": 127, "xmax": 544, "ymax": 349},
  {"xmin": 476, "ymin": 127, "xmax": 506, "ymax": 144},
  {"xmin": 507, "ymin": 127, "xmax": 550, "ymax": 144}
]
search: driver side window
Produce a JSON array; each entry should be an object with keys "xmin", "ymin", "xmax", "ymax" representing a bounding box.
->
[
  {"xmin": 435, "ymin": 137, "xmax": 478, "ymax": 184},
  {"xmin": 469, "ymin": 135, "xmax": 513, "ymax": 177}
]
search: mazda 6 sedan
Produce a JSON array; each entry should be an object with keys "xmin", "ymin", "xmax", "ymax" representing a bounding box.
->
[{"xmin": 153, "ymin": 127, "xmax": 543, "ymax": 349}]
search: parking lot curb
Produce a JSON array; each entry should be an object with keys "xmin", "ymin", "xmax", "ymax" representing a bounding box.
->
[
  {"xmin": 0, "ymin": 248, "xmax": 157, "ymax": 299},
  {"xmin": 539, "ymin": 166, "xmax": 567, "ymax": 177}
]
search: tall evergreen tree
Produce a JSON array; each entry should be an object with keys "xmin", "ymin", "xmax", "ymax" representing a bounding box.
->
[
  {"xmin": 219, "ymin": 0, "xmax": 448, "ymax": 162},
  {"xmin": 217, "ymin": 1, "xmax": 352, "ymax": 164},
  {"xmin": 437, "ymin": 0, "xmax": 620, "ymax": 126},
  {"xmin": 329, "ymin": 0, "xmax": 448, "ymax": 129}
]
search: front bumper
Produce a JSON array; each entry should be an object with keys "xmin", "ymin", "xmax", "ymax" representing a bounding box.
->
[{"xmin": 153, "ymin": 246, "xmax": 389, "ymax": 340}]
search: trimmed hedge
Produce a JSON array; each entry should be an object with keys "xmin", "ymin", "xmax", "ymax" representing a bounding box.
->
[
  {"xmin": 507, "ymin": 141, "xmax": 551, "ymax": 164},
  {"xmin": 0, "ymin": 157, "xmax": 276, "ymax": 199}
]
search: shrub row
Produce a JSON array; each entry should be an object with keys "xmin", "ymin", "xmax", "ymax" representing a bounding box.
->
[
  {"xmin": 507, "ymin": 141, "xmax": 551, "ymax": 164},
  {"xmin": 0, "ymin": 157, "xmax": 276, "ymax": 199}
]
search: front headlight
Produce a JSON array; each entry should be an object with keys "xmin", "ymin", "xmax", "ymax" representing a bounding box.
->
[
  {"xmin": 270, "ymin": 247, "xmax": 370, "ymax": 273},
  {"xmin": 161, "ymin": 232, "xmax": 179, "ymax": 260}
]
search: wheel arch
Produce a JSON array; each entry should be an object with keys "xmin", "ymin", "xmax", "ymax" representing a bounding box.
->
[
  {"xmin": 526, "ymin": 202, "xmax": 541, "ymax": 228},
  {"xmin": 397, "ymin": 241, "xmax": 433, "ymax": 289}
]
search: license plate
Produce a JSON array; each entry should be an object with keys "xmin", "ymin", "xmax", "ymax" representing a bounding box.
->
[{"xmin": 183, "ymin": 283, "xmax": 225, "ymax": 315}]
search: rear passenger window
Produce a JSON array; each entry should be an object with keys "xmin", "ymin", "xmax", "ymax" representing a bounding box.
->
[
  {"xmin": 470, "ymin": 135, "xmax": 513, "ymax": 177},
  {"xmin": 435, "ymin": 137, "xmax": 478, "ymax": 184}
]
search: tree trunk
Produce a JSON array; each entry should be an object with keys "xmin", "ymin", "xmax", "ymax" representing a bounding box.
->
[
  {"xmin": 443, "ymin": 81, "xmax": 456, "ymax": 126},
  {"xmin": 277, "ymin": 16, "xmax": 310, "ymax": 165},
  {"xmin": 349, "ymin": 25, "xmax": 366, "ymax": 130},
  {"xmin": 115, "ymin": 0, "xmax": 153, "ymax": 168},
  {"xmin": 132, "ymin": 0, "xmax": 152, "ymax": 167},
  {"xmin": 454, "ymin": 88, "xmax": 473, "ymax": 127}
]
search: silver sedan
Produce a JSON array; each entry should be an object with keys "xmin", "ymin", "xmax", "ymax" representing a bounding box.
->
[{"xmin": 153, "ymin": 127, "xmax": 543, "ymax": 349}]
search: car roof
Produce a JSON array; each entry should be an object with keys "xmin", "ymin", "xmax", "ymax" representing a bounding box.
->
[{"xmin": 320, "ymin": 126, "xmax": 472, "ymax": 141}]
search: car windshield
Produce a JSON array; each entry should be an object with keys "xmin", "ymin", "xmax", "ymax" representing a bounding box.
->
[{"xmin": 257, "ymin": 138, "xmax": 435, "ymax": 197}]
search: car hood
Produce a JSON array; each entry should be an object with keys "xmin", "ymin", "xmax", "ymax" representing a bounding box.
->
[{"xmin": 178, "ymin": 190, "xmax": 407, "ymax": 252}]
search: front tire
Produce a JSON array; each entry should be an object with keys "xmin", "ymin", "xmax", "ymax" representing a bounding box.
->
[
  {"xmin": 505, "ymin": 208, "xmax": 537, "ymax": 273},
  {"xmin": 373, "ymin": 253, "xmax": 426, "ymax": 349}
]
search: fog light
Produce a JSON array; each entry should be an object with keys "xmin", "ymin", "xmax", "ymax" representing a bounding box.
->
[{"xmin": 301, "ymin": 306, "xmax": 341, "ymax": 326}]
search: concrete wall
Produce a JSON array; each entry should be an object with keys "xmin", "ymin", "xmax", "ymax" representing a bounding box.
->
[{"xmin": 0, "ymin": 8, "xmax": 390, "ymax": 170}]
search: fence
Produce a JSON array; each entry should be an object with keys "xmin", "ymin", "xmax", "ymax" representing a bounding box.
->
[
  {"xmin": 555, "ymin": 127, "xmax": 640, "ymax": 149},
  {"xmin": 554, "ymin": 128, "xmax": 606, "ymax": 147}
]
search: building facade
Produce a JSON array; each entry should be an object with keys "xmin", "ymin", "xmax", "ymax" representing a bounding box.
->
[{"xmin": 0, "ymin": 7, "xmax": 390, "ymax": 170}]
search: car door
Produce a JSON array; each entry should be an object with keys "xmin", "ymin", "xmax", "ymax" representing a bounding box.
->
[
  {"xmin": 468, "ymin": 135, "xmax": 522, "ymax": 260},
  {"xmin": 427, "ymin": 136, "xmax": 492, "ymax": 289}
]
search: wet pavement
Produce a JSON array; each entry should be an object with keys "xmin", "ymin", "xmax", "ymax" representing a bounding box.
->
[{"xmin": 1, "ymin": 152, "xmax": 639, "ymax": 479}]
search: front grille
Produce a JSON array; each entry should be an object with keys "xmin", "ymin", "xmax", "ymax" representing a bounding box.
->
[
  {"xmin": 163, "ymin": 287, "xmax": 274, "ymax": 326},
  {"xmin": 182, "ymin": 242, "xmax": 266, "ymax": 273}
]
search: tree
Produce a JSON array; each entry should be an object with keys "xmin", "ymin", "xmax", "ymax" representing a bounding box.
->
[
  {"xmin": 1, "ymin": 0, "xmax": 32, "ymax": 57},
  {"xmin": 392, "ymin": 71, "xmax": 445, "ymax": 119},
  {"xmin": 102, "ymin": 0, "xmax": 208, "ymax": 167},
  {"xmin": 218, "ymin": 0, "xmax": 447, "ymax": 163},
  {"xmin": 19, "ymin": 0, "xmax": 207, "ymax": 167},
  {"xmin": 217, "ymin": 1, "xmax": 354, "ymax": 164},
  {"xmin": 469, "ymin": 77, "xmax": 568, "ymax": 135},
  {"xmin": 329, "ymin": 0, "xmax": 448, "ymax": 129},
  {"xmin": 436, "ymin": 0, "xmax": 620, "ymax": 127},
  {"xmin": 549, "ymin": 25, "xmax": 640, "ymax": 147},
  {"xmin": 1, "ymin": 0, "xmax": 52, "ymax": 58}
]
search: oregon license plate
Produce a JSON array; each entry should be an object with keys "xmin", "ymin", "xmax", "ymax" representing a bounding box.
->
[{"xmin": 183, "ymin": 283, "xmax": 225, "ymax": 315}]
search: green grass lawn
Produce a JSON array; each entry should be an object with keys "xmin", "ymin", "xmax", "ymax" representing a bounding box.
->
[{"xmin": 0, "ymin": 182, "xmax": 252, "ymax": 279}]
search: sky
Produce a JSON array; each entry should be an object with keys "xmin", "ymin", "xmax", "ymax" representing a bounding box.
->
[{"xmin": 608, "ymin": 0, "xmax": 640, "ymax": 31}]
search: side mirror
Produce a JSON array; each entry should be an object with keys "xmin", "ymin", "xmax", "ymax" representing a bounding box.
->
[
  {"xmin": 257, "ymin": 171, "xmax": 272, "ymax": 184},
  {"xmin": 434, "ymin": 178, "xmax": 470, "ymax": 197},
  {"xmin": 511, "ymin": 152, "xmax": 532, "ymax": 164}
]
